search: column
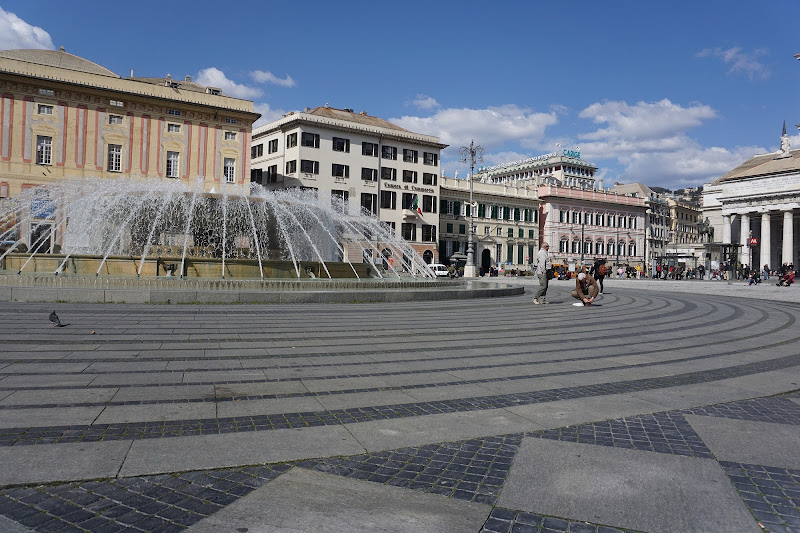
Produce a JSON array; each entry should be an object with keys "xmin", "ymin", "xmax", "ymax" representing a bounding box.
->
[
  {"xmin": 740, "ymin": 213, "xmax": 750, "ymax": 266},
  {"xmin": 760, "ymin": 212, "xmax": 771, "ymax": 270},
  {"xmin": 722, "ymin": 215, "xmax": 732, "ymax": 244},
  {"xmin": 783, "ymin": 210, "xmax": 794, "ymax": 267}
]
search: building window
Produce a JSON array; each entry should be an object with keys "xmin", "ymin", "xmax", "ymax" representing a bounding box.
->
[
  {"xmin": 528, "ymin": 229, "xmax": 535, "ymax": 239},
  {"xmin": 461, "ymin": 225, "xmax": 467, "ymax": 235},
  {"xmin": 402, "ymin": 170, "xmax": 417, "ymax": 183},
  {"xmin": 381, "ymin": 167, "xmax": 396, "ymax": 181},
  {"xmin": 507, "ymin": 228, "xmax": 514, "ymax": 238},
  {"xmin": 361, "ymin": 193, "xmax": 377, "ymax": 216},
  {"xmin": 422, "ymin": 224, "xmax": 436, "ymax": 242},
  {"xmin": 446, "ymin": 223, "xmax": 454, "ymax": 233},
  {"xmin": 423, "ymin": 152, "xmax": 438, "ymax": 166},
  {"xmin": 403, "ymin": 149, "xmax": 418, "ymax": 163},
  {"xmin": 108, "ymin": 144, "xmax": 122, "ymax": 172},
  {"xmin": 286, "ymin": 160, "xmax": 297, "ymax": 174},
  {"xmin": 167, "ymin": 123, "xmax": 181, "ymax": 133},
  {"xmin": 361, "ymin": 168, "xmax": 377, "ymax": 181},
  {"xmin": 225, "ymin": 117, "xmax": 237, "ymax": 124},
  {"xmin": 266, "ymin": 165, "xmax": 277, "ymax": 183},
  {"xmin": 251, "ymin": 144, "xmax": 263, "ymax": 158},
  {"xmin": 596, "ymin": 241, "xmax": 604, "ymax": 254},
  {"xmin": 401, "ymin": 223, "xmax": 417, "ymax": 241},
  {"xmin": 332, "ymin": 164, "xmax": 349, "ymax": 178},
  {"xmin": 331, "ymin": 190, "xmax": 348, "ymax": 213},
  {"xmin": 518, "ymin": 229, "xmax": 524, "ymax": 238},
  {"xmin": 301, "ymin": 132, "xmax": 320, "ymax": 148},
  {"xmin": 225, "ymin": 131, "xmax": 236, "ymax": 141},
  {"xmin": 37, "ymin": 104, "xmax": 53, "ymax": 115},
  {"xmin": 36, "ymin": 136, "xmax": 52, "ymax": 165},
  {"xmin": 222, "ymin": 157, "xmax": 236, "ymax": 183},
  {"xmin": 287, "ymin": 133, "xmax": 297, "ymax": 148},
  {"xmin": 332, "ymin": 137, "xmax": 350, "ymax": 152},
  {"xmin": 109, "ymin": 99, "xmax": 124, "ymax": 107},
  {"xmin": 572, "ymin": 240, "xmax": 579, "ymax": 253},
  {"xmin": 402, "ymin": 193, "xmax": 414, "ymax": 211},
  {"xmin": 380, "ymin": 190, "xmax": 396, "ymax": 209},
  {"xmin": 422, "ymin": 172, "xmax": 437, "ymax": 186},
  {"xmin": 165, "ymin": 150, "xmax": 179, "ymax": 177},
  {"xmin": 109, "ymin": 115, "xmax": 123, "ymax": 125},
  {"xmin": 38, "ymin": 88, "xmax": 55, "ymax": 96},
  {"xmin": 250, "ymin": 168, "xmax": 263, "ymax": 184},
  {"xmin": 168, "ymin": 109, "xmax": 181, "ymax": 116},
  {"xmin": 381, "ymin": 145, "xmax": 397, "ymax": 160},
  {"xmin": 422, "ymin": 195, "xmax": 436, "ymax": 213},
  {"xmin": 268, "ymin": 139, "xmax": 278, "ymax": 153},
  {"xmin": 362, "ymin": 142, "xmax": 378, "ymax": 157},
  {"xmin": 301, "ymin": 160, "xmax": 319, "ymax": 174}
]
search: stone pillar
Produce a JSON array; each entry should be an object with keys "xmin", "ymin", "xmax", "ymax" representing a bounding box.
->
[
  {"xmin": 783, "ymin": 210, "xmax": 794, "ymax": 267},
  {"xmin": 760, "ymin": 212, "xmax": 771, "ymax": 270},
  {"xmin": 722, "ymin": 215, "xmax": 732, "ymax": 244},
  {"xmin": 740, "ymin": 213, "xmax": 750, "ymax": 266}
]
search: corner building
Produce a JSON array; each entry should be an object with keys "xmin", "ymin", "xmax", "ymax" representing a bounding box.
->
[
  {"xmin": 0, "ymin": 48, "xmax": 260, "ymax": 198},
  {"xmin": 250, "ymin": 107, "xmax": 447, "ymax": 264}
]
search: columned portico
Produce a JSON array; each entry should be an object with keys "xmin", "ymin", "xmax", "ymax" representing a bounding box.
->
[
  {"xmin": 760, "ymin": 212, "xmax": 771, "ymax": 270},
  {"xmin": 722, "ymin": 214, "xmax": 732, "ymax": 244},
  {"xmin": 740, "ymin": 213, "xmax": 750, "ymax": 265},
  {"xmin": 783, "ymin": 210, "xmax": 794, "ymax": 266}
]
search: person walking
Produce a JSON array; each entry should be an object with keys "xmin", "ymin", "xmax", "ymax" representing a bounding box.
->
[
  {"xmin": 533, "ymin": 242, "xmax": 552, "ymax": 305},
  {"xmin": 591, "ymin": 258, "xmax": 607, "ymax": 294},
  {"xmin": 763, "ymin": 264, "xmax": 770, "ymax": 281},
  {"xmin": 571, "ymin": 272, "xmax": 599, "ymax": 306}
]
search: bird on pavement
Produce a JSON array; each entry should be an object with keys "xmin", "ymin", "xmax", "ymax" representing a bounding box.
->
[{"xmin": 49, "ymin": 311, "xmax": 61, "ymax": 327}]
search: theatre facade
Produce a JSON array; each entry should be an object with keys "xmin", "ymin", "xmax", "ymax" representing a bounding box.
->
[{"xmin": 702, "ymin": 127, "xmax": 799, "ymax": 270}]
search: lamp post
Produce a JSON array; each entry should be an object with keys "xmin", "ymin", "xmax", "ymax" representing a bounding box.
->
[{"xmin": 459, "ymin": 140, "xmax": 484, "ymax": 278}]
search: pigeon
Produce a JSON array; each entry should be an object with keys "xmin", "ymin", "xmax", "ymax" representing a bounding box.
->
[{"xmin": 49, "ymin": 311, "xmax": 61, "ymax": 327}]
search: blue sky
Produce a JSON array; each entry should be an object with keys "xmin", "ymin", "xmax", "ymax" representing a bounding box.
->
[{"xmin": 3, "ymin": 0, "xmax": 800, "ymax": 190}]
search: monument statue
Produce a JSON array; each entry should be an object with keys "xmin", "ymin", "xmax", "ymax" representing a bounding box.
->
[{"xmin": 778, "ymin": 121, "xmax": 791, "ymax": 158}]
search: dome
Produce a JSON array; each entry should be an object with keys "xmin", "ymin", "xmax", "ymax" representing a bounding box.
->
[{"xmin": 0, "ymin": 48, "xmax": 119, "ymax": 78}]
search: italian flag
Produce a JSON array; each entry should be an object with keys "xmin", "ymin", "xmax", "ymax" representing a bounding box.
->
[{"xmin": 411, "ymin": 195, "xmax": 422, "ymax": 215}]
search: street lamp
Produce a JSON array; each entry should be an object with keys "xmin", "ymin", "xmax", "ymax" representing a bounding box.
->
[{"xmin": 459, "ymin": 140, "xmax": 484, "ymax": 278}]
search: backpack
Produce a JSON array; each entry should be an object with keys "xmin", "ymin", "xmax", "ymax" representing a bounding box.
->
[{"xmin": 598, "ymin": 264, "xmax": 607, "ymax": 277}]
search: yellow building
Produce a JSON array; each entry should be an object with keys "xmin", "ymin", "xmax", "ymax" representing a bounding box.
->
[{"xmin": 0, "ymin": 48, "xmax": 260, "ymax": 199}]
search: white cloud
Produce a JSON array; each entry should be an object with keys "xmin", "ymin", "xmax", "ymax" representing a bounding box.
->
[
  {"xmin": 0, "ymin": 7, "xmax": 54, "ymax": 50},
  {"xmin": 195, "ymin": 67, "xmax": 263, "ymax": 100},
  {"xmin": 579, "ymin": 99, "xmax": 717, "ymax": 143},
  {"xmin": 391, "ymin": 105, "xmax": 557, "ymax": 157},
  {"xmin": 250, "ymin": 70, "xmax": 295, "ymax": 88},
  {"xmin": 576, "ymin": 98, "xmax": 759, "ymax": 188},
  {"xmin": 696, "ymin": 46, "xmax": 771, "ymax": 81},
  {"xmin": 252, "ymin": 103, "xmax": 287, "ymax": 129},
  {"xmin": 411, "ymin": 94, "xmax": 440, "ymax": 110}
]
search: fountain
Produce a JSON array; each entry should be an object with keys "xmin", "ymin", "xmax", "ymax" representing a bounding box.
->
[{"xmin": 0, "ymin": 177, "xmax": 436, "ymax": 281}]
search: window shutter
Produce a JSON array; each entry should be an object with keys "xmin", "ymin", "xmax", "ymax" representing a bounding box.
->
[{"xmin": 453, "ymin": 201, "xmax": 460, "ymax": 214}]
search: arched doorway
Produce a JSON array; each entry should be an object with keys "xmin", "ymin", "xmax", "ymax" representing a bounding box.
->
[
  {"xmin": 481, "ymin": 249, "xmax": 492, "ymax": 274},
  {"xmin": 422, "ymin": 250, "xmax": 434, "ymax": 264}
]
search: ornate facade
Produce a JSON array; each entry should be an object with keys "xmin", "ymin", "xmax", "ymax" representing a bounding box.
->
[{"xmin": 0, "ymin": 48, "xmax": 259, "ymax": 199}]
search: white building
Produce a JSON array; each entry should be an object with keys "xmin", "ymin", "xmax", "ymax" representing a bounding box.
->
[
  {"xmin": 702, "ymin": 125, "xmax": 799, "ymax": 270},
  {"xmin": 477, "ymin": 149, "xmax": 598, "ymax": 189},
  {"xmin": 250, "ymin": 106, "xmax": 447, "ymax": 265},
  {"xmin": 438, "ymin": 177, "xmax": 539, "ymax": 273}
]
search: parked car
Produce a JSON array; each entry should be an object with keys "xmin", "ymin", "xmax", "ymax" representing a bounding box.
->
[{"xmin": 429, "ymin": 263, "xmax": 450, "ymax": 277}]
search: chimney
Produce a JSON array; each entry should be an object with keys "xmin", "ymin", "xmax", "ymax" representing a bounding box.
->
[{"xmin": 185, "ymin": 75, "xmax": 191, "ymax": 82}]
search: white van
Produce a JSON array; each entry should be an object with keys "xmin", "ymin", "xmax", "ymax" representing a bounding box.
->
[{"xmin": 430, "ymin": 263, "xmax": 450, "ymax": 277}]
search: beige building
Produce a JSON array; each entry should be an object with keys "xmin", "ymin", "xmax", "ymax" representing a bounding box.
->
[
  {"xmin": 250, "ymin": 106, "xmax": 447, "ymax": 264},
  {"xmin": 0, "ymin": 48, "xmax": 259, "ymax": 200},
  {"xmin": 438, "ymin": 177, "xmax": 539, "ymax": 273}
]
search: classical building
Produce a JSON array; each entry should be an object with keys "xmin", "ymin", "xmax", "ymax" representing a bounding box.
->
[
  {"xmin": 539, "ymin": 185, "xmax": 647, "ymax": 270},
  {"xmin": 250, "ymin": 106, "xmax": 447, "ymax": 264},
  {"xmin": 438, "ymin": 177, "xmax": 539, "ymax": 272},
  {"xmin": 609, "ymin": 183, "xmax": 670, "ymax": 268},
  {"xmin": 0, "ymin": 48, "xmax": 259, "ymax": 199},
  {"xmin": 702, "ymin": 125, "xmax": 799, "ymax": 270}
]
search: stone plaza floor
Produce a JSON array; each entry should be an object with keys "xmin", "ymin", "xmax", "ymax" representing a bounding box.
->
[{"xmin": 0, "ymin": 278, "xmax": 797, "ymax": 532}]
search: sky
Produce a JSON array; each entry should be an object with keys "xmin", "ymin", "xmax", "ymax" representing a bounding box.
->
[{"xmin": 2, "ymin": 0, "xmax": 800, "ymax": 191}]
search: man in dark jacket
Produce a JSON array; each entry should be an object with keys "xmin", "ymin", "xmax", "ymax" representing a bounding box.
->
[
  {"xmin": 571, "ymin": 272, "xmax": 599, "ymax": 306},
  {"xmin": 591, "ymin": 258, "xmax": 607, "ymax": 294}
]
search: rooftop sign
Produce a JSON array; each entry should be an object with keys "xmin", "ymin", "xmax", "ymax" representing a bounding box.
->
[{"xmin": 482, "ymin": 149, "xmax": 581, "ymax": 173}]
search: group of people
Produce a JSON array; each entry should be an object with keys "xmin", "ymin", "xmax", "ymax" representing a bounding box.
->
[{"xmin": 532, "ymin": 243, "xmax": 601, "ymax": 307}]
